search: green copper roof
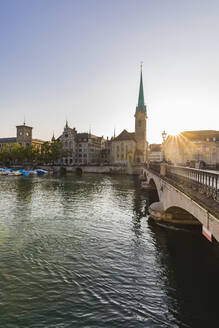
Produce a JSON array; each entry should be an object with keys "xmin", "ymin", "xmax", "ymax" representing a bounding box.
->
[{"xmin": 136, "ymin": 70, "xmax": 147, "ymax": 114}]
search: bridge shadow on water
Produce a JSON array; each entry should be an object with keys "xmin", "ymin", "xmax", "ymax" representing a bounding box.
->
[{"xmin": 148, "ymin": 216, "xmax": 219, "ymax": 328}]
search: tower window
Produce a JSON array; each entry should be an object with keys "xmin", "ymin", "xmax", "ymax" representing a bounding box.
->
[{"xmin": 138, "ymin": 120, "xmax": 141, "ymax": 127}]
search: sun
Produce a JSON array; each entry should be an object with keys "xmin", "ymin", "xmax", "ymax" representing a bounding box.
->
[{"xmin": 167, "ymin": 127, "xmax": 182, "ymax": 137}]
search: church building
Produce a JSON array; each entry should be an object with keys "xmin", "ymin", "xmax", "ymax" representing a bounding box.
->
[{"xmin": 111, "ymin": 68, "xmax": 148, "ymax": 164}]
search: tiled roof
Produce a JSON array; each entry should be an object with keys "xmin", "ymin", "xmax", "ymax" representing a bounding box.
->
[
  {"xmin": 32, "ymin": 139, "xmax": 45, "ymax": 143},
  {"xmin": 77, "ymin": 133, "xmax": 102, "ymax": 141},
  {"xmin": 181, "ymin": 130, "xmax": 219, "ymax": 141},
  {"xmin": 113, "ymin": 130, "xmax": 136, "ymax": 142},
  {"xmin": 0, "ymin": 137, "xmax": 16, "ymax": 143}
]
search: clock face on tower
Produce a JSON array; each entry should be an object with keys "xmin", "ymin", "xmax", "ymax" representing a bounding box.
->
[{"xmin": 19, "ymin": 131, "xmax": 22, "ymax": 136}]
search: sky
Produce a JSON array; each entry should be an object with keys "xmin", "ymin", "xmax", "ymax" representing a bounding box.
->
[{"xmin": 0, "ymin": 0, "xmax": 219, "ymax": 144}]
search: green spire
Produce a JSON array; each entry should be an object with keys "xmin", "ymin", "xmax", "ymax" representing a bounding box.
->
[{"xmin": 136, "ymin": 66, "xmax": 147, "ymax": 114}]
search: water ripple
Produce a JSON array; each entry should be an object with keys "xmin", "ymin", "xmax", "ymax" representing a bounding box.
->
[{"xmin": 0, "ymin": 175, "xmax": 219, "ymax": 327}]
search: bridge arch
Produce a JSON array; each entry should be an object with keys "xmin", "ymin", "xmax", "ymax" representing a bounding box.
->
[
  {"xmin": 149, "ymin": 178, "xmax": 161, "ymax": 198},
  {"xmin": 165, "ymin": 206, "xmax": 200, "ymax": 225},
  {"xmin": 147, "ymin": 178, "xmax": 160, "ymax": 203}
]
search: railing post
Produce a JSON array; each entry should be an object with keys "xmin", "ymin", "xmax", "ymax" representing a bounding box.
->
[{"xmin": 160, "ymin": 163, "xmax": 167, "ymax": 177}]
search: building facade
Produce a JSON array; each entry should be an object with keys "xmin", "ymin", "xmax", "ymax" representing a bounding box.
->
[
  {"xmin": 163, "ymin": 130, "xmax": 219, "ymax": 168},
  {"xmin": 148, "ymin": 144, "xmax": 163, "ymax": 162},
  {"xmin": 58, "ymin": 121, "xmax": 105, "ymax": 165}
]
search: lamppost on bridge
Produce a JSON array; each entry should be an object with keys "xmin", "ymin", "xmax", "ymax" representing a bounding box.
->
[
  {"xmin": 162, "ymin": 130, "xmax": 167, "ymax": 143},
  {"xmin": 161, "ymin": 130, "xmax": 167, "ymax": 162}
]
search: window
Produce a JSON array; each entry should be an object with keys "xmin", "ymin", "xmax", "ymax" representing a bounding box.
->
[{"xmin": 138, "ymin": 120, "xmax": 141, "ymax": 127}]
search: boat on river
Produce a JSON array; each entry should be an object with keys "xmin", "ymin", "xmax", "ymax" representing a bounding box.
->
[{"xmin": 0, "ymin": 168, "xmax": 48, "ymax": 176}]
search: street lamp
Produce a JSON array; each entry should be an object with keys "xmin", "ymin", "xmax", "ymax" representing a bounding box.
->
[
  {"xmin": 161, "ymin": 130, "xmax": 167, "ymax": 163},
  {"xmin": 162, "ymin": 130, "xmax": 167, "ymax": 143}
]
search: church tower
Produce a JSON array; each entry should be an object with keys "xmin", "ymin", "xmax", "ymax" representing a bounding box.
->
[
  {"xmin": 135, "ymin": 66, "xmax": 147, "ymax": 162},
  {"xmin": 16, "ymin": 122, "xmax": 33, "ymax": 147}
]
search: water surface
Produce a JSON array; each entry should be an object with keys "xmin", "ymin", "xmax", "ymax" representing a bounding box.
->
[{"xmin": 0, "ymin": 174, "xmax": 218, "ymax": 327}]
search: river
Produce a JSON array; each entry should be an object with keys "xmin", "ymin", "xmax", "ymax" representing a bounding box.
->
[{"xmin": 0, "ymin": 174, "xmax": 219, "ymax": 327}]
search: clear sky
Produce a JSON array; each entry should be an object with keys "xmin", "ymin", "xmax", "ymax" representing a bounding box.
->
[{"xmin": 0, "ymin": 0, "xmax": 219, "ymax": 143}]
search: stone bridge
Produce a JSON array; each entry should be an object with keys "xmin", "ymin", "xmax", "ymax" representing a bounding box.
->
[{"xmin": 142, "ymin": 164, "xmax": 219, "ymax": 242}]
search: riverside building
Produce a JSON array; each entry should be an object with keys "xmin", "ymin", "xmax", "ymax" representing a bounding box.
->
[
  {"xmin": 163, "ymin": 130, "xmax": 219, "ymax": 169},
  {"xmin": 0, "ymin": 123, "xmax": 45, "ymax": 150},
  {"xmin": 58, "ymin": 121, "xmax": 105, "ymax": 165}
]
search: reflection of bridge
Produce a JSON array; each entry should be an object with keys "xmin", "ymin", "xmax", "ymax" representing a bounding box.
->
[{"xmin": 142, "ymin": 164, "xmax": 219, "ymax": 242}]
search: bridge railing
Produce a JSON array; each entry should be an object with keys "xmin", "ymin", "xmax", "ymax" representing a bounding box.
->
[
  {"xmin": 166, "ymin": 165, "xmax": 219, "ymax": 201},
  {"xmin": 148, "ymin": 162, "xmax": 161, "ymax": 174},
  {"xmin": 148, "ymin": 162, "xmax": 219, "ymax": 201}
]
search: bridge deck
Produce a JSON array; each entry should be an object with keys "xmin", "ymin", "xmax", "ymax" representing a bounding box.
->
[{"xmin": 148, "ymin": 168, "xmax": 219, "ymax": 220}]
